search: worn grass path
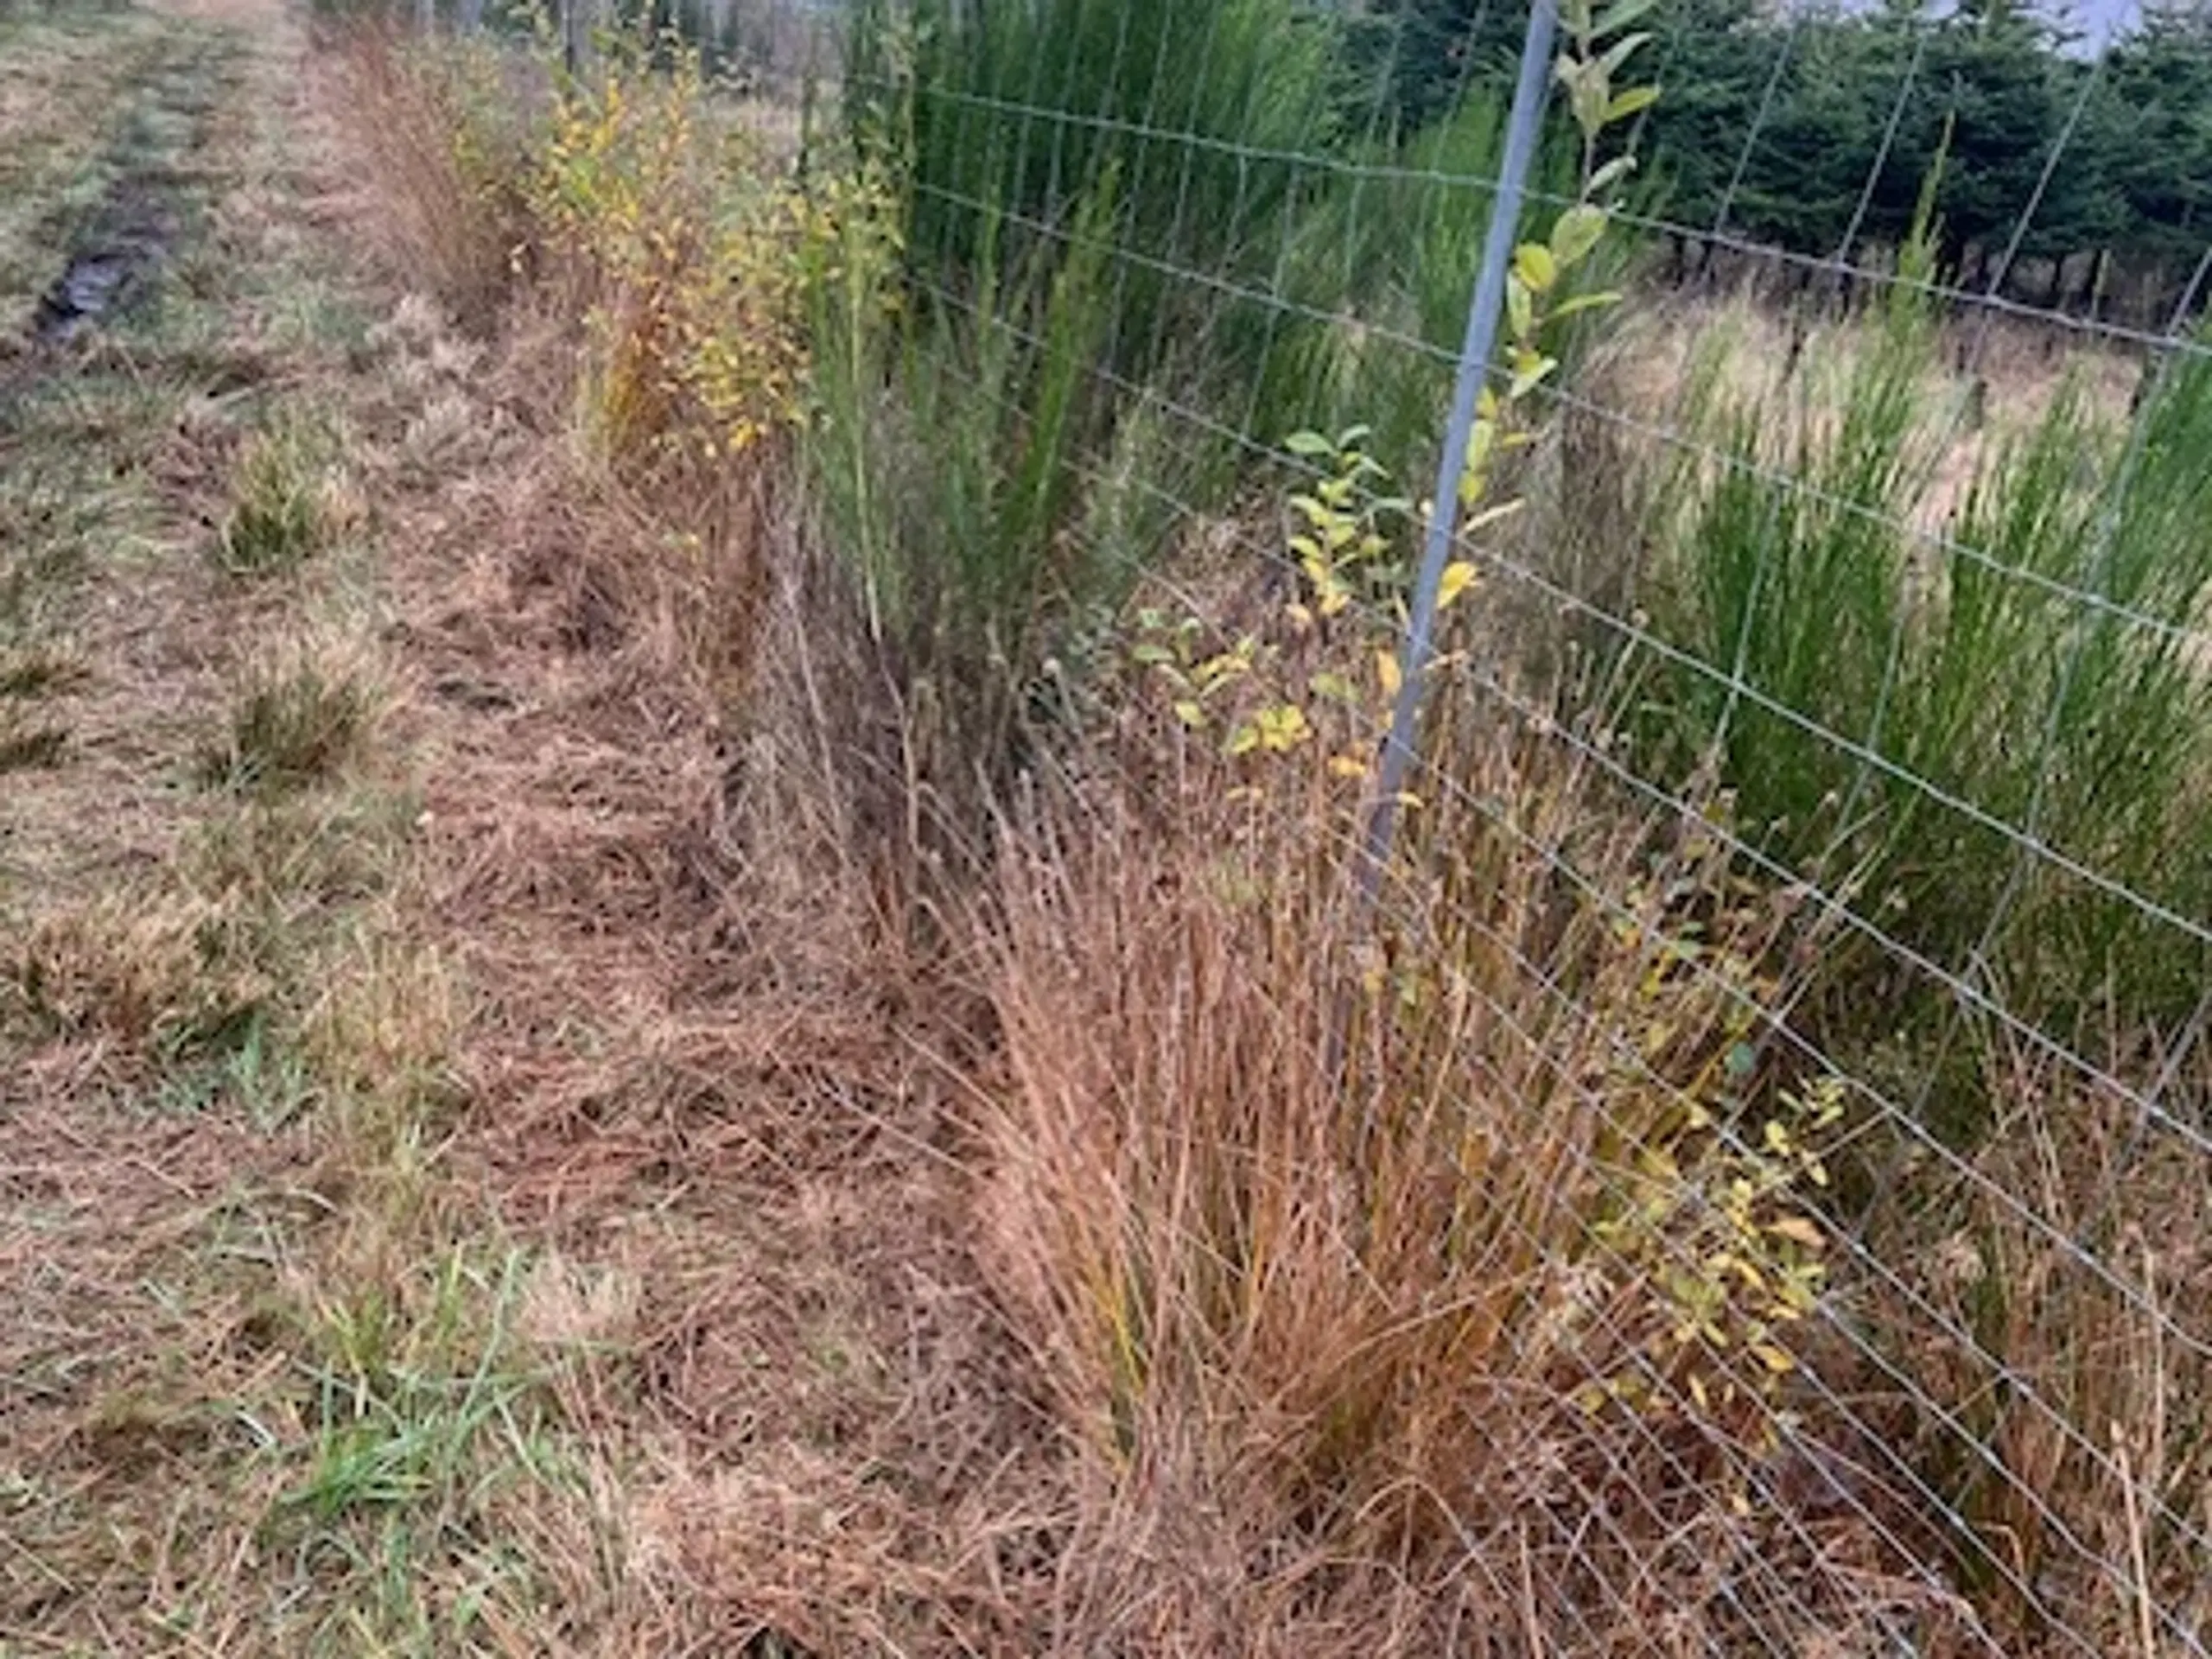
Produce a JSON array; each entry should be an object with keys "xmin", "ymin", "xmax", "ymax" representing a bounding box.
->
[{"xmin": 1, "ymin": 3, "xmax": 1048, "ymax": 1653}]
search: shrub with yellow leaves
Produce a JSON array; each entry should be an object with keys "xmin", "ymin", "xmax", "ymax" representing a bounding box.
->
[{"xmin": 524, "ymin": 35, "xmax": 817, "ymax": 464}]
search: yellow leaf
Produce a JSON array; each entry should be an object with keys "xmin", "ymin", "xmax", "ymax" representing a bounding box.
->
[
  {"xmin": 1550, "ymin": 202, "xmax": 1609, "ymax": 270},
  {"xmin": 1513, "ymin": 240, "xmax": 1558, "ymax": 294},
  {"xmin": 1329, "ymin": 752, "xmax": 1369, "ymax": 779},
  {"xmin": 1466, "ymin": 416, "xmax": 1497, "ymax": 477},
  {"xmin": 1173, "ymin": 701, "xmax": 1206, "ymax": 730},
  {"xmin": 1509, "ymin": 348, "xmax": 1559, "ymax": 397},
  {"xmin": 1766, "ymin": 1216, "xmax": 1824, "ymax": 1249},
  {"xmin": 1436, "ymin": 561, "xmax": 1479, "ymax": 611},
  {"xmin": 1376, "ymin": 649, "xmax": 1403, "ymax": 701},
  {"xmin": 1255, "ymin": 702, "xmax": 1314, "ymax": 752},
  {"xmin": 1750, "ymin": 1342, "xmax": 1796, "ymax": 1375},
  {"xmin": 1462, "ymin": 498, "xmax": 1524, "ymax": 537},
  {"xmin": 1506, "ymin": 273, "xmax": 1534, "ymax": 341}
]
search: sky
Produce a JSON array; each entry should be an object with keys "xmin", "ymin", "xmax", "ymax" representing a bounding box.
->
[{"xmin": 1903, "ymin": 0, "xmax": 2193, "ymax": 46}]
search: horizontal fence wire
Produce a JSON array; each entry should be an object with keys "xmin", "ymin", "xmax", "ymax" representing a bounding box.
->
[
  {"xmin": 878, "ymin": 83, "xmax": 2212, "ymax": 365},
  {"xmin": 899, "ymin": 270, "xmax": 2210, "ymax": 1655}
]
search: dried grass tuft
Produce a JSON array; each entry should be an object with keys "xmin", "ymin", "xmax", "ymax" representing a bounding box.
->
[
  {"xmin": 974, "ymin": 690, "xmax": 1991, "ymax": 1649},
  {"xmin": 196, "ymin": 629, "xmax": 383, "ymax": 794},
  {"xmin": 323, "ymin": 22, "xmax": 527, "ymax": 333}
]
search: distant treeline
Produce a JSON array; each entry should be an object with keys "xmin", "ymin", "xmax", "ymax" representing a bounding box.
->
[{"xmin": 1362, "ymin": 0, "xmax": 2211, "ymax": 330}]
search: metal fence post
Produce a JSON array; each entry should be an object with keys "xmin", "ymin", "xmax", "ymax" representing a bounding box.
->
[{"xmin": 1360, "ymin": 0, "xmax": 1559, "ymax": 907}]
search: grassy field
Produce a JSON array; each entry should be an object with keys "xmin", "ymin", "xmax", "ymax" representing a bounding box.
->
[{"xmin": 3, "ymin": 1, "xmax": 2206, "ymax": 1654}]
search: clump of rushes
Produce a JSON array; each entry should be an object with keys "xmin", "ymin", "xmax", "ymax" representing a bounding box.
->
[
  {"xmin": 868, "ymin": 0, "xmax": 1343, "ymax": 388},
  {"xmin": 980, "ymin": 15, "xmax": 1889, "ymax": 1639},
  {"xmin": 1640, "ymin": 204, "xmax": 2212, "ymax": 1038},
  {"xmin": 983, "ymin": 692, "xmax": 1854, "ymax": 1640}
]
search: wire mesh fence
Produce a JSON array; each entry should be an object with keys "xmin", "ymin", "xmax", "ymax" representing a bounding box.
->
[{"xmin": 824, "ymin": 0, "xmax": 2210, "ymax": 1649}]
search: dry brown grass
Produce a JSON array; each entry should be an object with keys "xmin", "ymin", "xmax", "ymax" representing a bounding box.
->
[
  {"xmin": 1853, "ymin": 1038, "xmax": 2212, "ymax": 1656},
  {"xmin": 323, "ymin": 19, "xmax": 528, "ymax": 332},
  {"xmin": 1586, "ymin": 289, "xmax": 2145, "ymax": 542},
  {"xmin": 285, "ymin": 35, "xmax": 1067, "ymax": 1649},
  {"xmin": 969, "ymin": 675, "xmax": 2001, "ymax": 1651}
]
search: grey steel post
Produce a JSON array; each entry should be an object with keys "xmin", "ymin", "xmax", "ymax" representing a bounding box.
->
[{"xmin": 1360, "ymin": 0, "xmax": 1559, "ymax": 906}]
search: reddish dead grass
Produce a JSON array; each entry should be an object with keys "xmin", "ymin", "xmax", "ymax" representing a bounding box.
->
[{"xmin": 974, "ymin": 690, "xmax": 2005, "ymax": 1654}]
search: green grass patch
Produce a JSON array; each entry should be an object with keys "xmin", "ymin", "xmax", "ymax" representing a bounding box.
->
[
  {"xmin": 1633, "ymin": 250, "xmax": 2212, "ymax": 1039},
  {"xmin": 216, "ymin": 413, "xmax": 347, "ymax": 578},
  {"xmin": 197, "ymin": 642, "xmax": 379, "ymax": 795}
]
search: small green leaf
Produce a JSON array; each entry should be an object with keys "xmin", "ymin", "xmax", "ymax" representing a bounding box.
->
[
  {"xmin": 1466, "ymin": 416, "xmax": 1497, "ymax": 475},
  {"xmin": 1282, "ymin": 429, "xmax": 1333, "ymax": 459},
  {"xmin": 1571, "ymin": 72, "xmax": 1610, "ymax": 140},
  {"xmin": 1513, "ymin": 240, "xmax": 1558, "ymax": 294},
  {"xmin": 1606, "ymin": 84, "xmax": 1660, "ymax": 121},
  {"xmin": 1550, "ymin": 203, "xmax": 1610, "ymax": 270},
  {"xmin": 1505, "ymin": 275, "xmax": 1535, "ymax": 343},
  {"xmin": 1255, "ymin": 702, "xmax": 1313, "ymax": 752},
  {"xmin": 1594, "ymin": 0, "xmax": 1659, "ymax": 33},
  {"xmin": 1546, "ymin": 289, "xmax": 1625, "ymax": 324},
  {"xmin": 1598, "ymin": 31, "xmax": 1651, "ymax": 76}
]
